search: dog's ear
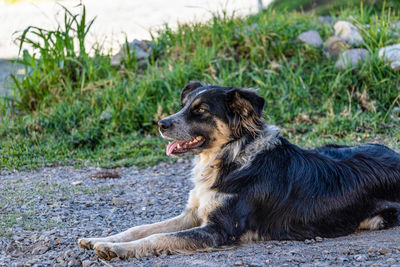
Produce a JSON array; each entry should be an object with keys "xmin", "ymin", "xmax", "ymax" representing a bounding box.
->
[
  {"xmin": 227, "ymin": 88, "xmax": 265, "ymax": 139},
  {"xmin": 181, "ymin": 81, "xmax": 203, "ymax": 106}
]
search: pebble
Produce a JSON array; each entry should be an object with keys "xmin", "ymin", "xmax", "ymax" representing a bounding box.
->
[
  {"xmin": 315, "ymin": 236, "xmax": 323, "ymax": 242},
  {"xmin": 378, "ymin": 248, "xmax": 392, "ymax": 255},
  {"xmin": 386, "ymin": 258, "xmax": 396, "ymax": 264},
  {"xmin": 32, "ymin": 244, "xmax": 50, "ymax": 255},
  {"xmin": 354, "ymin": 254, "xmax": 368, "ymax": 261},
  {"xmin": 234, "ymin": 260, "xmax": 245, "ymax": 266}
]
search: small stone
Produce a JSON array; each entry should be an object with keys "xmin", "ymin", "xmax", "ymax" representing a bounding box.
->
[
  {"xmin": 334, "ymin": 21, "xmax": 364, "ymax": 46},
  {"xmin": 26, "ymin": 260, "xmax": 37, "ymax": 265},
  {"xmin": 68, "ymin": 259, "xmax": 79, "ymax": 267},
  {"xmin": 112, "ymin": 197, "xmax": 127, "ymax": 206},
  {"xmin": 368, "ymin": 247, "xmax": 376, "ymax": 253},
  {"xmin": 378, "ymin": 247, "xmax": 391, "ymax": 255},
  {"xmin": 297, "ymin": 30, "xmax": 323, "ymax": 47},
  {"xmin": 315, "ymin": 236, "xmax": 323, "ymax": 242},
  {"xmin": 335, "ymin": 48, "xmax": 369, "ymax": 69},
  {"xmin": 64, "ymin": 249, "xmax": 74, "ymax": 258},
  {"xmin": 324, "ymin": 36, "xmax": 349, "ymax": 58},
  {"xmin": 354, "ymin": 254, "xmax": 368, "ymax": 261},
  {"xmin": 71, "ymin": 181, "xmax": 83, "ymax": 186},
  {"xmin": 304, "ymin": 239, "xmax": 314, "ymax": 244},
  {"xmin": 234, "ymin": 260, "xmax": 244, "ymax": 266},
  {"xmin": 386, "ymin": 258, "xmax": 396, "ymax": 264},
  {"xmin": 32, "ymin": 244, "xmax": 49, "ymax": 255},
  {"xmin": 89, "ymin": 170, "xmax": 120, "ymax": 179}
]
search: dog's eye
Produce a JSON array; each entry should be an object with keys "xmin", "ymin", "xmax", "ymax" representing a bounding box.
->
[{"xmin": 193, "ymin": 108, "xmax": 206, "ymax": 114}]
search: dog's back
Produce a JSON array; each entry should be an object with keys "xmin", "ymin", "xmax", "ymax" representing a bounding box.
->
[{"xmin": 214, "ymin": 136, "xmax": 400, "ymax": 240}]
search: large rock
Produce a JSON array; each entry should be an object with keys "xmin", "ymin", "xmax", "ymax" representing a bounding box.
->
[
  {"xmin": 335, "ymin": 49, "xmax": 369, "ymax": 69},
  {"xmin": 297, "ymin": 30, "xmax": 323, "ymax": 47},
  {"xmin": 334, "ymin": 21, "xmax": 364, "ymax": 46},
  {"xmin": 379, "ymin": 43, "xmax": 400, "ymax": 70},
  {"xmin": 111, "ymin": 39, "xmax": 153, "ymax": 66},
  {"xmin": 323, "ymin": 36, "xmax": 349, "ymax": 58}
]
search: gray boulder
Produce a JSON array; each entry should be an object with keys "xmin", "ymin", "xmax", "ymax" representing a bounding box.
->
[
  {"xmin": 335, "ymin": 49, "xmax": 369, "ymax": 69},
  {"xmin": 297, "ymin": 30, "xmax": 323, "ymax": 47},
  {"xmin": 379, "ymin": 43, "xmax": 400, "ymax": 70},
  {"xmin": 334, "ymin": 21, "xmax": 364, "ymax": 46}
]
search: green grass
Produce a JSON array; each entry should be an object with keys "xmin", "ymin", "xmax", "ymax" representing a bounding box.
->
[{"xmin": 0, "ymin": 2, "xmax": 399, "ymax": 170}]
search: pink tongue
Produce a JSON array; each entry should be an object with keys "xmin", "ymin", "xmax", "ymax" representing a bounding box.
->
[{"xmin": 166, "ymin": 141, "xmax": 184, "ymax": 156}]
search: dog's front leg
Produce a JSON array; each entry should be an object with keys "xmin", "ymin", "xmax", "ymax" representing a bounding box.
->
[
  {"xmin": 78, "ymin": 208, "xmax": 200, "ymax": 250},
  {"xmin": 93, "ymin": 225, "xmax": 227, "ymax": 260}
]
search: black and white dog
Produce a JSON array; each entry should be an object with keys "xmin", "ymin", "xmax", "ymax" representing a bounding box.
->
[{"xmin": 79, "ymin": 82, "xmax": 400, "ymax": 260}]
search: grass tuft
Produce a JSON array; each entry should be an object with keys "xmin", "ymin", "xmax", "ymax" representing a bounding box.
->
[{"xmin": 0, "ymin": 2, "xmax": 399, "ymax": 170}]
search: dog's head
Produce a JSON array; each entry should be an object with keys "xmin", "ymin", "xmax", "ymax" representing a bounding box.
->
[{"xmin": 158, "ymin": 82, "xmax": 265, "ymax": 156}]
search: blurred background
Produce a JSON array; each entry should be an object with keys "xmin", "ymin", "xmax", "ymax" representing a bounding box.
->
[{"xmin": 0, "ymin": 0, "xmax": 270, "ymax": 59}]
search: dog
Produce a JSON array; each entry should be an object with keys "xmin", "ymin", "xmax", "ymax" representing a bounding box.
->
[{"xmin": 78, "ymin": 82, "xmax": 400, "ymax": 260}]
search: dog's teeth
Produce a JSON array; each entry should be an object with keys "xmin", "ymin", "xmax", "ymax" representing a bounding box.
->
[
  {"xmin": 196, "ymin": 136, "xmax": 202, "ymax": 141},
  {"xmin": 177, "ymin": 144, "xmax": 181, "ymax": 149}
]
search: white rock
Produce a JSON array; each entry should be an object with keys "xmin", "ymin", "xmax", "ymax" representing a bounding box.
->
[
  {"xmin": 71, "ymin": 181, "xmax": 82, "ymax": 186},
  {"xmin": 390, "ymin": 61, "xmax": 400, "ymax": 70},
  {"xmin": 297, "ymin": 30, "xmax": 323, "ymax": 47},
  {"xmin": 335, "ymin": 49, "xmax": 369, "ymax": 69},
  {"xmin": 334, "ymin": 21, "xmax": 364, "ymax": 46},
  {"xmin": 379, "ymin": 43, "xmax": 400, "ymax": 70}
]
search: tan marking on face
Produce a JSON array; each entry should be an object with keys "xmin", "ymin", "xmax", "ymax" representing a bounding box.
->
[
  {"xmin": 185, "ymin": 118, "xmax": 233, "ymax": 225},
  {"xmin": 358, "ymin": 215, "xmax": 384, "ymax": 230}
]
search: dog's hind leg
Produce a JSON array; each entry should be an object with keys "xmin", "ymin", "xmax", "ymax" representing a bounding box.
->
[
  {"xmin": 358, "ymin": 201, "xmax": 400, "ymax": 231},
  {"xmin": 93, "ymin": 225, "xmax": 227, "ymax": 260},
  {"xmin": 78, "ymin": 208, "xmax": 200, "ymax": 250}
]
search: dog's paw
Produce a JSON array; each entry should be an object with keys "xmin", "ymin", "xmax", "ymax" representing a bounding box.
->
[
  {"xmin": 94, "ymin": 242, "xmax": 127, "ymax": 260},
  {"xmin": 78, "ymin": 238, "xmax": 103, "ymax": 250}
]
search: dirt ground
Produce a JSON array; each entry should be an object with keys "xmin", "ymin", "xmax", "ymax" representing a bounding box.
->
[{"xmin": 1, "ymin": 161, "xmax": 400, "ymax": 267}]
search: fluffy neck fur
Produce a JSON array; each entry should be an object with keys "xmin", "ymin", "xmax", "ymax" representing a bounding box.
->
[{"xmin": 192, "ymin": 124, "xmax": 281, "ymax": 188}]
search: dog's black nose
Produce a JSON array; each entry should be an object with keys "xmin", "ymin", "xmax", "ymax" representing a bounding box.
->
[{"xmin": 158, "ymin": 119, "xmax": 172, "ymax": 131}]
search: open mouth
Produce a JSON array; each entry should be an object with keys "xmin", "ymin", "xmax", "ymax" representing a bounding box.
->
[{"xmin": 166, "ymin": 136, "xmax": 205, "ymax": 156}]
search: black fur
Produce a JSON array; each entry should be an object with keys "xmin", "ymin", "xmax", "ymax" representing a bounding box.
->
[
  {"xmin": 211, "ymin": 138, "xmax": 400, "ymax": 241},
  {"xmin": 163, "ymin": 83, "xmax": 400, "ymax": 246}
]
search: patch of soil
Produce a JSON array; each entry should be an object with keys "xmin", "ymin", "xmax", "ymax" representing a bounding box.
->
[{"xmin": 1, "ymin": 161, "xmax": 400, "ymax": 266}]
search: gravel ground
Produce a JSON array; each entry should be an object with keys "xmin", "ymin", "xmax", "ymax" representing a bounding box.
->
[{"xmin": 1, "ymin": 160, "xmax": 400, "ymax": 267}]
